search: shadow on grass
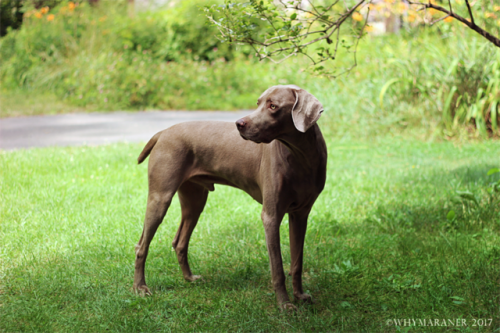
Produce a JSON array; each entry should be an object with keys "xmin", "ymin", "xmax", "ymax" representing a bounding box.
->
[{"xmin": 447, "ymin": 164, "xmax": 500, "ymax": 186}]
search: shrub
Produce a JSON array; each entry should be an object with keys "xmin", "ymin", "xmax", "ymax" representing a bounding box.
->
[
  {"xmin": 0, "ymin": 0, "xmax": 24, "ymax": 37},
  {"xmin": 377, "ymin": 32, "xmax": 500, "ymax": 138}
]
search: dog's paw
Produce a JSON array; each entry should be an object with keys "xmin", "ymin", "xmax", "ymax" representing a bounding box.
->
[
  {"xmin": 294, "ymin": 293, "xmax": 316, "ymax": 304},
  {"xmin": 133, "ymin": 284, "xmax": 152, "ymax": 296},
  {"xmin": 184, "ymin": 274, "xmax": 203, "ymax": 282},
  {"xmin": 280, "ymin": 302, "xmax": 298, "ymax": 312}
]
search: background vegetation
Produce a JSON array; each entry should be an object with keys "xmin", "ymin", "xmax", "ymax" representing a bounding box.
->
[{"xmin": 0, "ymin": 0, "xmax": 499, "ymax": 139}]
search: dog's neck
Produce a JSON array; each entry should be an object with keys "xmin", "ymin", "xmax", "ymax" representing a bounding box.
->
[{"xmin": 276, "ymin": 124, "xmax": 325, "ymax": 170}]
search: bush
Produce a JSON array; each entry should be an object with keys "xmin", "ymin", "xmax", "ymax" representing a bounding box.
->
[
  {"xmin": 0, "ymin": 0, "xmax": 24, "ymax": 37},
  {"xmin": 0, "ymin": 0, "xmax": 307, "ymax": 110},
  {"xmin": 0, "ymin": 0, "xmax": 67, "ymax": 37},
  {"xmin": 379, "ymin": 33, "xmax": 500, "ymax": 138}
]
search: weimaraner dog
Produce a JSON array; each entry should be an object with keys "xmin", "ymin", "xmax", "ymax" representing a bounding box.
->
[{"xmin": 133, "ymin": 85, "xmax": 327, "ymax": 310}]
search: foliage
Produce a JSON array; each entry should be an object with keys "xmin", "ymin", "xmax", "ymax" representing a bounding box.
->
[
  {"xmin": 1, "ymin": 139, "xmax": 499, "ymax": 331},
  {"xmin": 379, "ymin": 35, "xmax": 500, "ymax": 138},
  {"xmin": 0, "ymin": 0, "xmax": 238, "ymax": 73},
  {"xmin": 0, "ymin": 0, "xmax": 67, "ymax": 36},
  {"xmin": 0, "ymin": 0, "xmax": 499, "ymax": 138},
  {"xmin": 0, "ymin": 0, "xmax": 24, "ymax": 37},
  {"xmin": 206, "ymin": 0, "xmax": 500, "ymax": 76},
  {"xmin": 206, "ymin": 0, "xmax": 369, "ymax": 77},
  {"xmin": 0, "ymin": 0, "xmax": 272, "ymax": 110}
]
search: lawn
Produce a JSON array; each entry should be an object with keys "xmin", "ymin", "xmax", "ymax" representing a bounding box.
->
[{"xmin": 1, "ymin": 133, "xmax": 499, "ymax": 332}]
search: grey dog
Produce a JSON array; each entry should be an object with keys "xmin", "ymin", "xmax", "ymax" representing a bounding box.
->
[{"xmin": 133, "ymin": 85, "xmax": 327, "ymax": 310}]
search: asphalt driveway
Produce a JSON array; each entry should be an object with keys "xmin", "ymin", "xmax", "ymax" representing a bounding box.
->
[{"xmin": 0, "ymin": 110, "xmax": 250, "ymax": 150}]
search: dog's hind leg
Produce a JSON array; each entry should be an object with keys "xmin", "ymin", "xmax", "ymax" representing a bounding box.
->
[
  {"xmin": 133, "ymin": 190, "xmax": 174, "ymax": 295},
  {"xmin": 172, "ymin": 181, "xmax": 208, "ymax": 282}
]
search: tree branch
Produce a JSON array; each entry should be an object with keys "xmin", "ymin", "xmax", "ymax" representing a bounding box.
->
[
  {"xmin": 464, "ymin": 0, "xmax": 475, "ymax": 26},
  {"xmin": 408, "ymin": 1, "xmax": 500, "ymax": 48}
]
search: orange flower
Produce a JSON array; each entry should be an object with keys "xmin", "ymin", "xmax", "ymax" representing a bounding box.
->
[
  {"xmin": 494, "ymin": 5, "xmax": 500, "ymax": 12},
  {"xmin": 40, "ymin": 7, "xmax": 49, "ymax": 14},
  {"xmin": 485, "ymin": 12, "xmax": 497, "ymax": 19},
  {"xmin": 365, "ymin": 25, "xmax": 374, "ymax": 32},
  {"xmin": 35, "ymin": 12, "xmax": 43, "ymax": 19},
  {"xmin": 47, "ymin": 14, "xmax": 55, "ymax": 21},
  {"xmin": 384, "ymin": 0, "xmax": 394, "ymax": 3},
  {"xmin": 398, "ymin": 3, "xmax": 407, "ymax": 13},
  {"xmin": 68, "ymin": 1, "xmax": 76, "ymax": 10},
  {"xmin": 407, "ymin": 13, "xmax": 416, "ymax": 22},
  {"xmin": 352, "ymin": 12, "xmax": 363, "ymax": 21},
  {"xmin": 444, "ymin": 16, "xmax": 453, "ymax": 22}
]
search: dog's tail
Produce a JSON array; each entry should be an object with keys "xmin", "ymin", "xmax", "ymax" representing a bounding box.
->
[{"xmin": 137, "ymin": 131, "xmax": 162, "ymax": 164}]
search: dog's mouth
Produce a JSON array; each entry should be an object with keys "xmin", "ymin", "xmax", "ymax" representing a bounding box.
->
[
  {"xmin": 240, "ymin": 133, "xmax": 274, "ymax": 144},
  {"xmin": 238, "ymin": 132, "xmax": 249, "ymax": 141},
  {"xmin": 239, "ymin": 132, "xmax": 266, "ymax": 144}
]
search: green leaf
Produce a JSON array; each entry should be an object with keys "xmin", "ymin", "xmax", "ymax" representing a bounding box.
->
[
  {"xmin": 446, "ymin": 210, "xmax": 455, "ymax": 221},
  {"xmin": 455, "ymin": 191, "xmax": 479, "ymax": 205},
  {"xmin": 487, "ymin": 168, "xmax": 500, "ymax": 176},
  {"xmin": 379, "ymin": 78, "xmax": 400, "ymax": 109},
  {"xmin": 290, "ymin": 13, "xmax": 297, "ymax": 20},
  {"xmin": 442, "ymin": 86, "xmax": 457, "ymax": 130}
]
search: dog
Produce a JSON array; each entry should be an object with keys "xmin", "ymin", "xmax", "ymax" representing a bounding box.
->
[{"xmin": 133, "ymin": 85, "xmax": 327, "ymax": 310}]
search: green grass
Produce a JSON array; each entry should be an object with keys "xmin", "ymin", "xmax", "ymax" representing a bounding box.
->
[{"xmin": 1, "ymin": 131, "xmax": 499, "ymax": 332}]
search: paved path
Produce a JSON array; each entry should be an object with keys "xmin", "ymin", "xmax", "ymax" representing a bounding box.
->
[{"xmin": 0, "ymin": 110, "xmax": 250, "ymax": 150}]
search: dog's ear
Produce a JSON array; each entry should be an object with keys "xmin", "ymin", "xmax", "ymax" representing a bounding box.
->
[{"xmin": 290, "ymin": 89, "xmax": 324, "ymax": 133}]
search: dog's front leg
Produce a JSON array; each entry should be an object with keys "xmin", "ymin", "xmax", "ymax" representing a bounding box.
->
[
  {"xmin": 289, "ymin": 210, "xmax": 314, "ymax": 304},
  {"xmin": 261, "ymin": 209, "xmax": 295, "ymax": 310}
]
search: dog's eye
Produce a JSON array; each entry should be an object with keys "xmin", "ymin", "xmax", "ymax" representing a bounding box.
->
[{"xmin": 270, "ymin": 104, "xmax": 277, "ymax": 110}]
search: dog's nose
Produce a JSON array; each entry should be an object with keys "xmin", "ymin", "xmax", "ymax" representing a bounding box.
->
[{"xmin": 235, "ymin": 119, "xmax": 247, "ymax": 130}]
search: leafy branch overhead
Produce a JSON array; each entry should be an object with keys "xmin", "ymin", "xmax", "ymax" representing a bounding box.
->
[
  {"xmin": 206, "ymin": 0, "xmax": 500, "ymax": 77},
  {"xmin": 205, "ymin": 0, "xmax": 370, "ymax": 77},
  {"xmin": 407, "ymin": 0, "xmax": 500, "ymax": 48}
]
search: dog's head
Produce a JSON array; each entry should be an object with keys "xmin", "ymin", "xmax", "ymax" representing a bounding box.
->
[{"xmin": 235, "ymin": 85, "xmax": 323, "ymax": 143}]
